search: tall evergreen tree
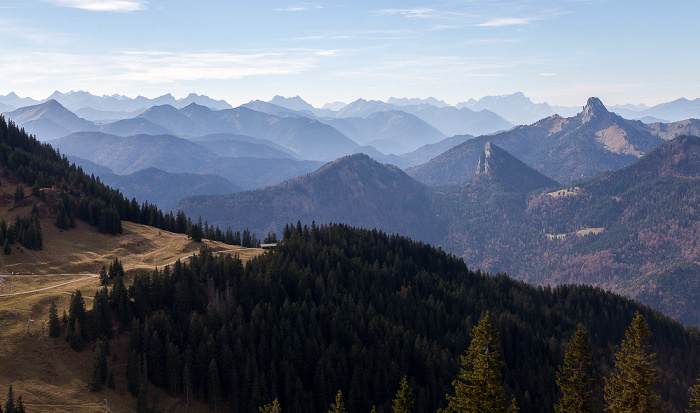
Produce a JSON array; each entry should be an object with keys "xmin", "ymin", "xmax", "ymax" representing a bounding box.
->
[
  {"xmin": 48, "ymin": 300, "xmax": 61, "ymax": 338},
  {"xmin": 4, "ymin": 385, "xmax": 14, "ymax": 413},
  {"xmin": 208, "ymin": 359, "xmax": 221, "ymax": 412},
  {"xmin": 259, "ymin": 398, "xmax": 282, "ymax": 413},
  {"xmin": 328, "ymin": 390, "xmax": 346, "ymax": 413},
  {"xmin": 87, "ymin": 339, "xmax": 108, "ymax": 392},
  {"xmin": 688, "ymin": 376, "xmax": 700, "ymax": 413},
  {"xmin": 447, "ymin": 312, "xmax": 512, "ymax": 413},
  {"xmin": 393, "ymin": 375, "xmax": 415, "ymax": 413},
  {"xmin": 604, "ymin": 312, "xmax": 663, "ymax": 413},
  {"xmin": 555, "ymin": 323, "xmax": 596, "ymax": 413}
]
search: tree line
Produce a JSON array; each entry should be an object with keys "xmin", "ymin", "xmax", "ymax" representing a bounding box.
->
[{"xmin": 43, "ymin": 223, "xmax": 700, "ymax": 412}]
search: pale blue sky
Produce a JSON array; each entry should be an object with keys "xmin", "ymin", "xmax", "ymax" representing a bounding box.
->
[{"xmin": 1, "ymin": 0, "xmax": 697, "ymax": 107}]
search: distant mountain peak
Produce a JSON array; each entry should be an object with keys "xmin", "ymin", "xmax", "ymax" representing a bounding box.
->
[
  {"xmin": 269, "ymin": 95, "xmax": 315, "ymax": 111},
  {"xmin": 475, "ymin": 141, "xmax": 558, "ymax": 192},
  {"xmin": 580, "ymin": 97, "xmax": 610, "ymax": 123}
]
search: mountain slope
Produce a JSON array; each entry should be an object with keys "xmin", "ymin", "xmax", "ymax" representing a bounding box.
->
[
  {"xmin": 408, "ymin": 97, "xmax": 666, "ymax": 185},
  {"xmin": 139, "ymin": 104, "xmax": 358, "ymax": 160},
  {"xmin": 52, "ymin": 132, "xmax": 216, "ymax": 174},
  {"xmin": 3, "ymin": 100, "xmax": 97, "ymax": 139},
  {"xmin": 175, "ymin": 154, "xmax": 441, "ymax": 242},
  {"xmin": 438, "ymin": 135, "xmax": 700, "ymax": 324},
  {"xmin": 476, "ymin": 141, "xmax": 559, "ymax": 192},
  {"xmin": 70, "ymin": 157, "xmax": 241, "ymax": 209},
  {"xmin": 319, "ymin": 110, "xmax": 446, "ymax": 154},
  {"xmin": 399, "ymin": 104, "xmax": 513, "ymax": 136}
]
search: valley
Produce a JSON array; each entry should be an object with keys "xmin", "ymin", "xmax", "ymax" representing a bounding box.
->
[{"xmin": 1, "ymin": 90, "xmax": 700, "ymax": 412}]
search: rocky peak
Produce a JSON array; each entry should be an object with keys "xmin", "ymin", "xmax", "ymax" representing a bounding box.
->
[
  {"xmin": 475, "ymin": 141, "xmax": 559, "ymax": 192},
  {"xmin": 579, "ymin": 97, "xmax": 610, "ymax": 124},
  {"xmin": 476, "ymin": 141, "xmax": 494, "ymax": 175}
]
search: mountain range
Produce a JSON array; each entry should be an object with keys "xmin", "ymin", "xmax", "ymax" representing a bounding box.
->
[
  {"xmin": 54, "ymin": 132, "xmax": 323, "ymax": 194},
  {"xmin": 407, "ymin": 97, "xmax": 700, "ymax": 185},
  {"xmin": 73, "ymin": 157, "xmax": 241, "ymax": 210},
  {"xmin": 175, "ymin": 134, "xmax": 700, "ymax": 325},
  {"xmin": 0, "ymin": 90, "xmax": 231, "ymax": 121}
]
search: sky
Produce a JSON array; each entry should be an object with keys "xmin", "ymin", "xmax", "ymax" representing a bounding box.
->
[{"xmin": 0, "ymin": 0, "xmax": 698, "ymax": 108}]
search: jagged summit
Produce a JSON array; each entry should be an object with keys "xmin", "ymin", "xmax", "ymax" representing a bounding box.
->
[
  {"xmin": 579, "ymin": 97, "xmax": 611, "ymax": 123},
  {"xmin": 474, "ymin": 141, "xmax": 559, "ymax": 192}
]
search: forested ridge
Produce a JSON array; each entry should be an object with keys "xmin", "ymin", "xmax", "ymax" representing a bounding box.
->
[
  {"xmin": 0, "ymin": 114, "xmax": 263, "ymax": 246},
  {"xmin": 62, "ymin": 223, "xmax": 700, "ymax": 413}
]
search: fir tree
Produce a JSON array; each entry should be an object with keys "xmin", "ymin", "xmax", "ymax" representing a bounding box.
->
[
  {"xmin": 393, "ymin": 375, "xmax": 415, "ymax": 413},
  {"xmin": 99, "ymin": 265, "xmax": 108, "ymax": 285},
  {"xmin": 208, "ymin": 359, "xmax": 221, "ymax": 412},
  {"xmin": 447, "ymin": 312, "xmax": 511, "ymax": 413},
  {"xmin": 688, "ymin": 376, "xmax": 700, "ymax": 413},
  {"xmin": 555, "ymin": 323, "xmax": 596, "ymax": 413},
  {"xmin": 48, "ymin": 300, "xmax": 61, "ymax": 338},
  {"xmin": 604, "ymin": 312, "xmax": 663, "ymax": 413},
  {"xmin": 328, "ymin": 389, "xmax": 346, "ymax": 413},
  {"xmin": 87, "ymin": 339, "xmax": 108, "ymax": 392},
  {"xmin": 4, "ymin": 385, "xmax": 14, "ymax": 413},
  {"xmin": 259, "ymin": 398, "xmax": 282, "ymax": 413}
]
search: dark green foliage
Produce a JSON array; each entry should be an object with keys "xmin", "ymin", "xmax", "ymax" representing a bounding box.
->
[
  {"xmin": 328, "ymin": 390, "xmax": 346, "ymax": 413},
  {"xmin": 3, "ymin": 239, "xmax": 9, "ymax": 255},
  {"xmin": 48, "ymin": 300, "xmax": 61, "ymax": 338},
  {"xmin": 6, "ymin": 214, "xmax": 42, "ymax": 250},
  {"xmin": 263, "ymin": 232, "xmax": 278, "ymax": 244},
  {"xmin": 66, "ymin": 290, "xmax": 87, "ymax": 351},
  {"xmin": 604, "ymin": 313, "xmax": 662, "ymax": 413},
  {"xmin": 13, "ymin": 185, "xmax": 24, "ymax": 203},
  {"xmin": 93, "ymin": 224, "xmax": 700, "ymax": 413},
  {"xmin": 126, "ymin": 350, "xmax": 141, "ymax": 396},
  {"xmin": 259, "ymin": 398, "xmax": 281, "ymax": 413},
  {"xmin": 87, "ymin": 339, "xmax": 108, "ymax": 392},
  {"xmin": 392, "ymin": 375, "xmax": 415, "ymax": 413},
  {"xmin": 241, "ymin": 228, "xmax": 251, "ymax": 247},
  {"xmin": 92, "ymin": 287, "xmax": 112, "ymax": 339},
  {"xmin": 189, "ymin": 222, "xmax": 203, "ymax": 242},
  {"xmin": 108, "ymin": 258, "xmax": 124, "ymax": 280},
  {"xmin": 447, "ymin": 312, "xmax": 510, "ymax": 413},
  {"xmin": 688, "ymin": 376, "xmax": 700, "ymax": 413},
  {"xmin": 554, "ymin": 324, "xmax": 595, "ymax": 413},
  {"xmin": 99, "ymin": 265, "xmax": 108, "ymax": 286},
  {"xmin": 4, "ymin": 386, "xmax": 13, "ymax": 413},
  {"xmin": 208, "ymin": 359, "xmax": 221, "ymax": 411},
  {"xmin": 55, "ymin": 193, "xmax": 76, "ymax": 230}
]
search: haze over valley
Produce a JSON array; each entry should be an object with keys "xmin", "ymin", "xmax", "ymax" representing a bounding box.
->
[{"xmin": 2, "ymin": 0, "xmax": 700, "ymax": 412}]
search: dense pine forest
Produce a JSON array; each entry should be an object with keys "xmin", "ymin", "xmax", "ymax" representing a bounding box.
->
[{"xmin": 56, "ymin": 223, "xmax": 700, "ymax": 413}]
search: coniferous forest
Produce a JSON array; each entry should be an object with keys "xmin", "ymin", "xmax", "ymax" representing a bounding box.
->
[{"xmin": 58, "ymin": 222, "xmax": 700, "ymax": 413}]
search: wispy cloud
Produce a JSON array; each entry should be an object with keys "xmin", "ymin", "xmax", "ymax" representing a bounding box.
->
[
  {"xmin": 46, "ymin": 0, "xmax": 147, "ymax": 12},
  {"xmin": 377, "ymin": 8, "xmax": 437, "ymax": 18},
  {"xmin": 478, "ymin": 17, "xmax": 535, "ymax": 27},
  {"xmin": 0, "ymin": 49, "xmax": 333, "ymax": 86},
  {"xmin": 539, "ymin": 72, "xmax": 557, "ymax": 76},
  {"xmin": 274, "ymin": 4, "xmax": 324, "ymax": 12}
]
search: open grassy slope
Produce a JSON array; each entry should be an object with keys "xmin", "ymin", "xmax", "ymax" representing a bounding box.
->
[{"xmin": 0, "ymin": 174, "xmax": 264, "ymax": 411}]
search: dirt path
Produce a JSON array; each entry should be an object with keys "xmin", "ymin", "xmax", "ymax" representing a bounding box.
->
[
  {"xmin": 0, "ymin": 248, "xmax": 255, "ymax": 298},
  {"xmin": 0, "ymin": 274, "xmax": 99, "ymax": 297}
]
